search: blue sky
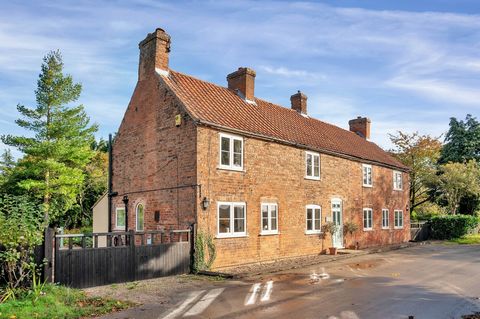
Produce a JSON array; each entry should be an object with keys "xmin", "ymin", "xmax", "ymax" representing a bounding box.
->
[{"xmin": 1, "ymin": 0, "xmax": 480, "ymax": 156}]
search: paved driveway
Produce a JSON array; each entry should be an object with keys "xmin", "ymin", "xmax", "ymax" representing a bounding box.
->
[{"xmin": 100, "ymin": 244, "xmax": 480, "ymax": 319}]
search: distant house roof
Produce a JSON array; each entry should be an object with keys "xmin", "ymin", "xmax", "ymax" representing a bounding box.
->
[
  {"xmin": 91, "ymin": 192, "xmax": 107, "ymax": 210},
  {"xmin": 161, "ymin": 70, "xmax": 407, "ymax": 171}
]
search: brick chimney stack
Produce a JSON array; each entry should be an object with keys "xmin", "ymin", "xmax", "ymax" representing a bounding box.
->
[
  {"xmin": 227, "ymin": 67, "xmax": 256, "ymax": 102},
  {"xmin": 290, "ymin": 90, "xmax": 307, "ymax": 114},
  {"xmin": 349, "ymin": 116, "xmax": 371, "ymax": 139},
  {"xmin": 138, "ymin": 28, "xmax": 171, "ymax": 80}
]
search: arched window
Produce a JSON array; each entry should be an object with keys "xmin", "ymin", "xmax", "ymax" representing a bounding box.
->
[{"xmin": 136, "ymin": 204, "xmax": 144, "ymax": 231}]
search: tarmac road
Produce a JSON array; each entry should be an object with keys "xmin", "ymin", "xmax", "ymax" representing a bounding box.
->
[{"xmin": 100, "ymin": 244, "xmax": 480, "ymax": 319}]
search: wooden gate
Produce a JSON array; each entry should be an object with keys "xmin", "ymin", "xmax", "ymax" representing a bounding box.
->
[{"xmin": 54, "ymin": 229, "xmax": 192, "ymax": 288}]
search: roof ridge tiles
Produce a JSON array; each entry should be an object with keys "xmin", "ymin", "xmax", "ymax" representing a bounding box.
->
[{"xmin": 161, "ymin": 69, "xmax": 407, "ymax": 171}]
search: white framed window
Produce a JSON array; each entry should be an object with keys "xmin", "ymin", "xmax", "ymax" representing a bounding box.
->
[
  {"xmin": 260, "ymin": 203, "xmax": 278, "ymax": 235},
  {"xmin": 306, "ymin": 205, "xmax": 321, "ymax": 234},
  {"xmin": 219, "ymin": 133, "xmax": 243, "ymax": 171},
  {"xmin": 115, "ymin": 207, "xmax": 126, "ymax": 230},
  {"xmin": 394, "ymin": 210, "xmax": 404, "ymax": 229},
  {"xmin": 362, "ymin": 164, "xmax": 372, "ymax": 187},
  {"xmin": 382, "ymin": 209, "xmax": 389, "ymax": 229},
  {"xmin": 363, "ymin": 208, "xmax": 373, "ymax": 230},
  {"xmin": 393, "ymin": 171, "xmax": 403, "ymax": 190},
  {"xmin": 217, "ymin": 202, "xmax": 246, "ymax": 238},
  {"xmin": 136, "ymin": 203, "xmax": 144, "ymax": 231},
  {"xmin": 305, "ymin": 151, "xmax": 320, "ymax": 180}
]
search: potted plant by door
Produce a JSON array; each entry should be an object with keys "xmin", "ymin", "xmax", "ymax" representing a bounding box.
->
[
  {"xmin": 343, "ymin": 221, "xmax": 359, "ymax": 249},
  {"xmin": 322, "ymin": 222, "xmax": 339, "ymax": 255}
]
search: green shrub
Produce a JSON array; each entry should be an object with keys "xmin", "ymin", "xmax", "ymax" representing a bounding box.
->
[
  {"xmin": 412, "ymin": 202, "xmax": 446, "ymax": 221},
  {"xmin": 430, "ymin": 215, "xmax": 479, "ymax": 240},
  {"xmin": 193, "ymin": 231, "xmax": 216, "ymax": 273},
  {"xmin": 0, "ymin": 194, "xmax": 44, "ymax": 300}
]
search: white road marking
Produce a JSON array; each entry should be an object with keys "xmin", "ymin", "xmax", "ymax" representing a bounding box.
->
[
  {"xmin": 340, "ymin": 310, "xmax": 360, "ymax": 319},
  {"xmin": 319, "ymin": 271, "xmax": 330, "ymax": 280},
  {"xmin": 260, "ymin": 281, "xmax": 273, "ymax": 302},
  {"xmin": 160, "ymin": 290, "xmax": 205, "ymax": 319},
  {"xmin": 346, "ymin": 265, "xmax": 365, "ymax": 277},
  {"xmin": 310, "ymin": 269, "xmax": 330, "ymax": 282},
  {"xmin": 183, "ymin": 288, "xmax": 225, "ymax": 316},
  {"xmin": 245, "ymin": 283, "xmax": 262, "ymax": 305}
]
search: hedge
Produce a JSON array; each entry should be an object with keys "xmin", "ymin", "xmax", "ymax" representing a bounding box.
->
[{"xmin": 429, "ymin": 215, "xmax": 479, "ymax": 240}]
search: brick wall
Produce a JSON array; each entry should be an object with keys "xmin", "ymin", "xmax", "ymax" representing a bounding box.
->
[
  {"xmin": 196, "ymin": 126, "xmax": 410, "ymax": 269},
  {"xmin": 111, "ymin": 76, "xmax": 197, "ymax": 233},
  {"xmin": 111, "ymin": 74, "xmax": 409, "ymax": 269}
]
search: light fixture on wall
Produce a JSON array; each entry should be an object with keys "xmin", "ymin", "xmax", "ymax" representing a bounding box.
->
[{"xmin": 201, "ymin": 197, "xmax": 210, "ymax": 210}]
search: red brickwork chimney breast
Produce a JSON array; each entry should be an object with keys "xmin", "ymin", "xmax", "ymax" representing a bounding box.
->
[
  {"xmin": 290, "ymin": 90, "xmax": 307, "ymax": 114},
  {"xmin": 227, "ymin": 67, "xmax": 256, "ymax": 102},
  {"xmin": 349, "ymin": 116, "xmax": 371, "ymax": 139},
  {"xmin": 138, "ymin": 28, "xmax": 171, "ymax": 80}
]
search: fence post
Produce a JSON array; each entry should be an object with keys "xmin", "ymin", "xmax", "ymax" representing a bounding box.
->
[
  {"xmin": 130, "ymin": 230, "xmax": 136, "ymax": 282},
  {"xmin": 190, "ymin": 223, "xmax": 196, "ymax": 274},
  {"xmin": 43, "ymin": 227, "xmax": 55, "ymax": 283}
]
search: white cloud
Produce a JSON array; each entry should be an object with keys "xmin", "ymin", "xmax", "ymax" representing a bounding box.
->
[
  {"xmin": 387, "ymin": 77, "xmax": 480, "ymax": 107},
  {"xmin": 259, "ymin": 66, "xmax": 325, "ymax": 80},
  {"xmin": 0, "ymin": 0, "xmax": 478, "ymax": 154}
]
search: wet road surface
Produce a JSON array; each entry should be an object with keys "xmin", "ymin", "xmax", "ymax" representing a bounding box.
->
[{"xmin": 100, "ymin": 244, "xmax": 480, "ymax": 319}]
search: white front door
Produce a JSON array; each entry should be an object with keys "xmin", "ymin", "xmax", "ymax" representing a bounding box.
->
[{"xmin": 332, "ymin": 199, "xmax": 343, "ymax": 248}]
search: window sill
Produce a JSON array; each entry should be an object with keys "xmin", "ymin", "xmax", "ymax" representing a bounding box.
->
[
  {"xmin": 305, "ymin": 230, "xmax": 322, "ymax": 235},
  {"xmin": 393, "ymin": 188, "xmax": 403, "ymax": 191},
  {"xmin": 305, "ymin": 176, "xmax": 321, "ymax": 181},
  {"xmin": 216, "ymin": 233, "xmax": 248, "ymax": 239},
  {"xmin": 362, "ymin": 184, "xmax": 373, "ymax": 188},
  {"xmin": 260, "ymin": 231, "xmax": 279, "ymax": 236},
  {"xmin": 394, "ymin": 226, "xmax": 404, "ymax": 230},
  {"xmin": 382, "ymin": 227, "xmax": 390, "ymax": 230},
  {"xmin": 217, "ymin": 166, "xmax": 245, "ymax": 172},
  {"xmin": 114, "ymin": 228, "xmax": 126, "ymax": 231},
  {"xmin": 363, "ymin": 228, "xmax": 373, "ymax": 231}
]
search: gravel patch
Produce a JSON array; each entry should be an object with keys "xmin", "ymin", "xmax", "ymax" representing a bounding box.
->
[{"xmin": 83, "ymin": 274, "xmax": 228, "ymax": 305}]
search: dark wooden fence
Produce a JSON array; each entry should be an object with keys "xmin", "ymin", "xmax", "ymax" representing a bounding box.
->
[
  {"xmin": 410, "ymin": 221, "xmax": 431, "ymax": 241},
  {"xmin": 54, "ymin": 229, "xmax": 192, "ymax": 288}
]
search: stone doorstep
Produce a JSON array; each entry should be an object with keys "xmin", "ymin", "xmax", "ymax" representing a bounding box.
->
[{"xmin": 215, "ymin": 241, "xmax": 424, "ymax": 279}]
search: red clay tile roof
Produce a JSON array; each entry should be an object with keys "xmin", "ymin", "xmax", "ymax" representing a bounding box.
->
[{"xmin": 162, "ymin": 70, "xmax": 408, "ymax": 171}]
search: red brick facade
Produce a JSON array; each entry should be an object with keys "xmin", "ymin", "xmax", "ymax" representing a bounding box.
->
[
  {"xmin": 111, "ymin": 76, "xmax": 198, "ymax": 233},
  {"xmin": 110, "ymin": 28, "xmax": 410, "ymax": 269},
  {"xmin": 195, "ymin": 127, "xmax": 409, "ymax": 268}
]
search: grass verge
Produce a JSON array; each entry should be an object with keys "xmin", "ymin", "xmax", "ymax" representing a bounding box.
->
[
  {"xmin": 0, "ymin": 284, "xmax": 132, "ymax": 319},
  {"xmin": 448, "ymin": 234, "xmax": 480, "ymax": 245}
]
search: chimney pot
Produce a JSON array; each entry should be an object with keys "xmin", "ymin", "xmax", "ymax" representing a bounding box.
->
[
  {"xmin": 290, "ymin": 90, "xmax": 308, "ymax": 114},
  {"xmin": 138, "ymin": 28, "xmax": 171, "ymax": 80},
  {"xmin": 227, "ymin": 67, "xmax": 256, "ymax": 102},
  {"xmin": 349, "ymin": 116, "xmax": 371, "ymax": 139}
]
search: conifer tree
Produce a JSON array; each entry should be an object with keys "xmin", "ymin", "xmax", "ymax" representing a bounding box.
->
[{"xmin": 2, "ymin": 51, "xmax": 97, "ymax": 224}]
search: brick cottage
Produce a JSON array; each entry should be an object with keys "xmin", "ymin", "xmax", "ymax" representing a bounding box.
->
[{"xmin": 110, "ymin": 28, "xmax": 410, "ymax": 269}]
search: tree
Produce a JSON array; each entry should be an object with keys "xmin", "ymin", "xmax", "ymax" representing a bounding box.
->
[
  {"xmin": 62, "ymin": 141, "xmax": 108, "ymax": 228},
  {"xmin": 436, "ymin": 160, "xmax": 480, "ymax": 215},
  {"xmin": 0, "ymin": 149, "xmax": 15, "ymax": 187},
  {"xmin": 440, "ymin": 114, "xmax": 480, "ymax": 164},
  {"xmin": 389, "ymin": 131, "xmax": 442, "ymax": 212},
  {"xmin": 1, "ymin": 51, "xmax": 97, "ymax": 225}
]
